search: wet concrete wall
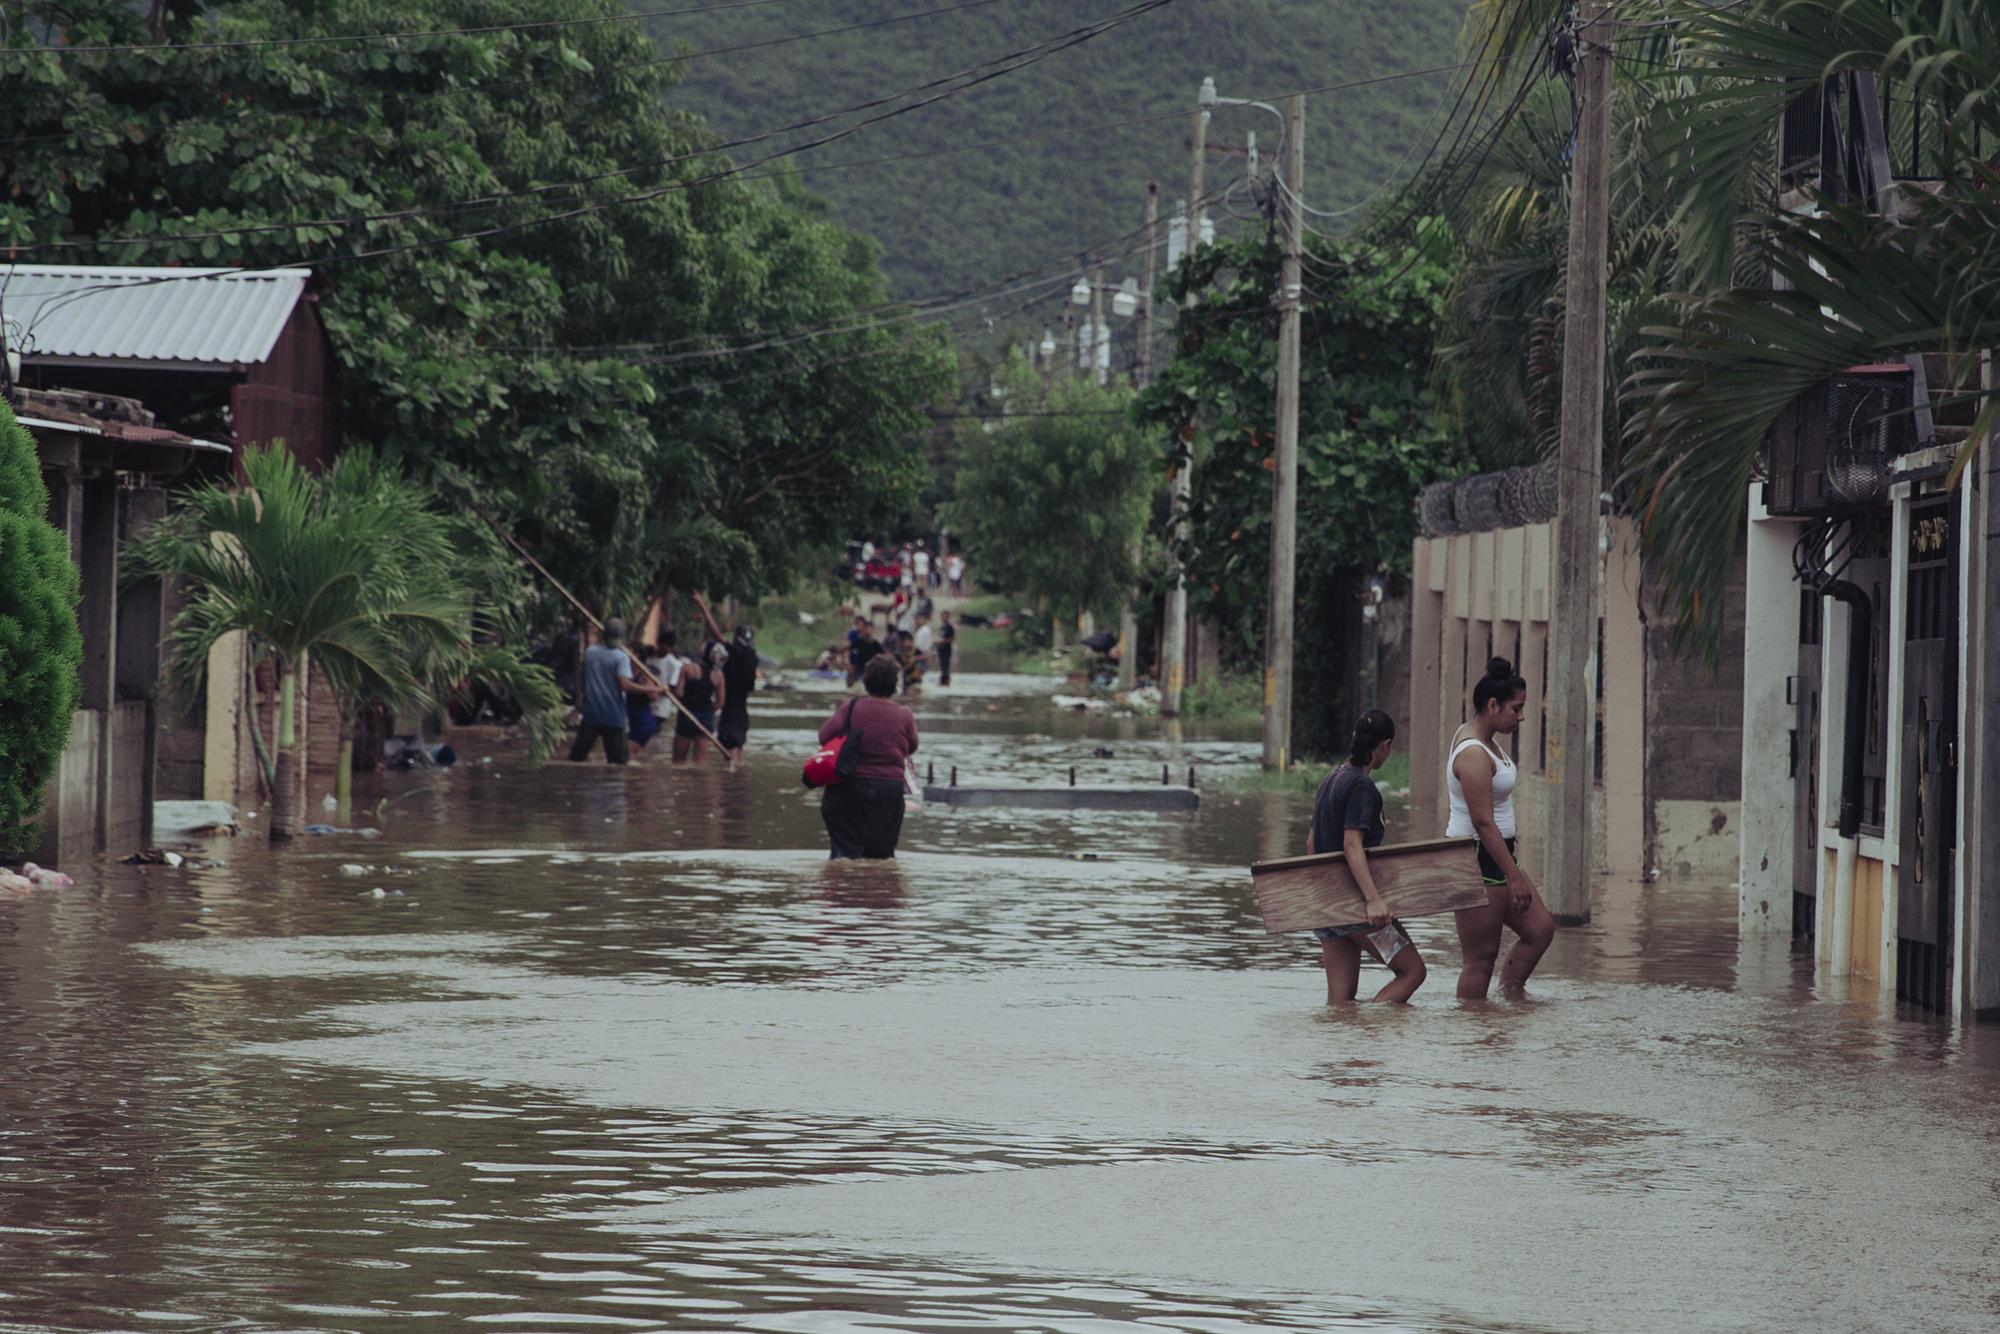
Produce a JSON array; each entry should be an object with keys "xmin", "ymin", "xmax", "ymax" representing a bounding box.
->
[{"xmin": 1409, "ymin": 519, "xmax": 1742, "ymax": 885}]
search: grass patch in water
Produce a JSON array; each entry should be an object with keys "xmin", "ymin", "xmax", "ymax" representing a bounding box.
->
[{"xmin": 1180, "ymin": 672, "xmax": 1262, "ymax": 722}]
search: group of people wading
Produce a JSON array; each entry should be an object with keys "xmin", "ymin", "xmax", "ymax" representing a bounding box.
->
[{"xmin": 1307, "ymin": 656, "xmax": 1555, "ymax": 1003}]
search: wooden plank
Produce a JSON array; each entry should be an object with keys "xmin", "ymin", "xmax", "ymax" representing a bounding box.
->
[{"xmin": 1250, "ymin": 837, "xmax": 1490, "ymax": 934}]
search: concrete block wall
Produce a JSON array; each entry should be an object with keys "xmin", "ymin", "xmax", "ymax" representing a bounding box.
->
[{"xmin": 1409, "ymin": 517, "xmax": 1742, "ymax": 884}]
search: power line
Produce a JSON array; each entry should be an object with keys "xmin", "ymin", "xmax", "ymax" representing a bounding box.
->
[
  {"xmin": 501, "ymin": 172, "xmax": 1250, "ymax": 366},
  {"xmin": 18, "ymin": 0, "xmax": 1176, "ymax": 338},
  {"xmin": 13, "ymin": 0, "xmax": 1173, "ymax": 259},
  {"xmin": 442, "ymin": 0, "xmax": 1016, "ymax": 100},
  {"xmin": 0, "ymin": 0, "xmax": 807, "ymax": 58},
  {"xmin": 10, "ymin": 48, "xmax": 1488, "ymax": 260}
]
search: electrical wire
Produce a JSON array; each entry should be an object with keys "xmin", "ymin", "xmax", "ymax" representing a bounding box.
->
[
  {"xmin": 12, "ymin": 0, "xmax": 1174, "ymax": 260},
  {"xmin": 6, "ymin": 46, "xmax": 1490, "ymax": 259},
  {"xmin": 18, "ymin": 0, "xmax": 1176, "ymax": 339},
  {"xmin": 505, "ymin": 174, "xmax": 1247, "ymax": 368},
  {"xmin": 0, "ymin": 0, "xmax": 809, "ymax": 58}
]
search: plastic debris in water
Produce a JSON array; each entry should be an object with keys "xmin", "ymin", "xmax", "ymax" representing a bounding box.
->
[
  {"xmin": 339, "ymin": 864, "xmax": 367, "ymax": 877},
  {"xmin": 19, "ymin": 863, "xmax": 75, "ymax": 887},
  {"xmin": 369, "ymin": 887, "xmax": 387, "ymax": 898},
  {"xmin": 322, "ymin": 794, "xmax": 339, "ymax": 812}
]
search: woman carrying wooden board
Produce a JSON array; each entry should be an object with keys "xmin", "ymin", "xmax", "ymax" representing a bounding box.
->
[
  {"xmin": 1305, "ymin": 711, "xmax": 1429, "ymax": 1004},
  {"xmin": 1447, "ymin": 657, "xmax": 1556, "ymax": 999}
]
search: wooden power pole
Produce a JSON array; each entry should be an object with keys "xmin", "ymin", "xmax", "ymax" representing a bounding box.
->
[
  {"xmin": 1546, "ymin": 5, "xmax": 1612, "ymax": 924},
  {"xmin": 1120, "ymin": 184, "xmax": 1160, "ymax": 694},
  {"xmin": 1262, "ymin": 94, "xmax": 1304, "ymax": 771},
  {"xmin": 1162, "ymin": 102, "xmax": 1206, "ymax": 717}
]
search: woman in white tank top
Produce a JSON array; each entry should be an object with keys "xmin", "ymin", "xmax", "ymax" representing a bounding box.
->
[{"xmin": 1447, "ymin": 657, "xmax": 1555, "ymax": 999}]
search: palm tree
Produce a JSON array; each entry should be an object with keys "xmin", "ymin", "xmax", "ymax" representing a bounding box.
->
[
  {"xmin": 128, "ymin": 446, "xmax": 558, "ymax": 839},
  {"xmin": 1616, "ymin": 0, "xmax": 2000, "ymax": 645}
]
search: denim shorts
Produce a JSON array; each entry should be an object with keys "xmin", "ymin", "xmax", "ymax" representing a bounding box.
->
[{"xmin": 1312, "ymin": 922, "xmax": 1408, "ymax": 963}]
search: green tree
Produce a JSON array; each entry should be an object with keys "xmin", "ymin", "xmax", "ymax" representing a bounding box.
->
[
  {"xmin": 0, "ymin": 0, "xmax": 950, "ymax": 612},
  {"xmin": 948, "ymin": 358, "xmax": 1154, "ymax": 627},
  {"xmin": 1138, "ymin": 225, "xmax": 1468, "ymax": 754},
  {"xmin": 127, "ymin": 446, "xmax": 559, "ymax": 840},
  {"xmin": 1616, "ymin": 0, "xmax": 2000, "ymax": 646},
  {"xmin": 0, "ymin": 401, "xmax": 82, "ymax": 854}
]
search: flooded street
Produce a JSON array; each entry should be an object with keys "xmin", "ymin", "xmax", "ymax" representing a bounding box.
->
[{"xmin": 5, "ymin": 674, "xmax": 2000, "ymax": 1332}]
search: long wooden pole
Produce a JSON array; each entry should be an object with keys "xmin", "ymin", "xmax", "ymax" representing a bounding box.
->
[
  {"xmin": 471, "ymin": 507, "xmax": 730, "ymax": 759},
  {"xmin": 1545, "ymin": 5, "xmax": 1612, "ymax": 923},
  {"xmin": 1262, "ymin": 93, "xmax": 1305, "ymax": 772},
  {"xmin": 1119, "ymin": 183, "xmax": 1160, "ymax": 695},
  {"xmin": 1162, "ymin": 100, "xmax": 1207, "ymax": 718}
]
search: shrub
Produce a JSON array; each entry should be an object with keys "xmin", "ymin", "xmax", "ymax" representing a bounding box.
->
[{"xmin": 0, "ymin": 401, "xmax": 82, "ymax": 853}]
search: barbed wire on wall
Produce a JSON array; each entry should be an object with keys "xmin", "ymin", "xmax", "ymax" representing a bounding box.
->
[{"xmin": 1416, "ymin": 460, "xmax": 1560, "ymax": 538}]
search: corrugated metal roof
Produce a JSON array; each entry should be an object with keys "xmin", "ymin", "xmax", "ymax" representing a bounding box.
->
[{"xmin": 0, "ymin": 265, "xmax": 311, "ymax": 367}]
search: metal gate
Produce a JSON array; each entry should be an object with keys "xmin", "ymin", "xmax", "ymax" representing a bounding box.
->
[
  {"xmin": 1897, "ymin": 496, "xmax": 1958, "ymax": 1011},
  {"xmin": 1794, "ymin": 587, "xmax": 1823, "ymax": 941}
]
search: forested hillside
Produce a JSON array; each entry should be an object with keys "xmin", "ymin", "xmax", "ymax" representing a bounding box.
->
[{"xmin": 642, "ymin": 0, "xmax": 1471, "ymax": 299}]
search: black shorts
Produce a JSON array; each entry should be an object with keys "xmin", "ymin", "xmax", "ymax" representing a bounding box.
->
[
  {"xmin": 1475, "ymin": 836, "xmax": 1518, "ymax": 885},
  {"xmin": 717, "ymin": 713, "xmax": 749, "ymax": 749},
  {"xmin": 674, "ymin": 706, "xmax": 716, "ymax": 740}
]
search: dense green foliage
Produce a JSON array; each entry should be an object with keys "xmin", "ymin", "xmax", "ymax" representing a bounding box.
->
[
  {"xmin": 948, "ymin": 359, "xmax": 1154, "ymax": 625},
  {"xmin": 127, "ymin": 446, "xmax": 560, "ymax": 837},
  {"xmin": 647, "ymin": 0, "xmax": 1471, "ymax": 295},
  {"xmin": 0, "ymin": 0, "xmax": 951, "ymax": 612},
  {"xmin": 1139, "ymin": 224, "xmax": 1467, "ymax": 756},
  {"xmin": 1619, "ymin": 0, "xmax": 2000, "ymax": 647},
  {"xmin": 1434, "ymin": 0, "xmax": 2000, "ymax": 647},
  {"xmin": 0, "ymin": 402, "xmax": 82, "ymax": 854}
]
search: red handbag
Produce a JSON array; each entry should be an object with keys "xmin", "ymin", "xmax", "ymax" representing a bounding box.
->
[{"xmin": 803, "ymin": 700, "xmax": 863, "ymax": 788}]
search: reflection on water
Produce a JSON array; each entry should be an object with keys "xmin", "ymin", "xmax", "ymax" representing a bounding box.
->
[{"xmin": 2, "ymin": 681, "xmax": 1997, "ymax": 1330}]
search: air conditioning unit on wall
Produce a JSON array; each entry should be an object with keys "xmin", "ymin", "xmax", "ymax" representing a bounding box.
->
[{"xmin": 1764, "ymin": 364, "xmax": 1917, "ymax": 516}]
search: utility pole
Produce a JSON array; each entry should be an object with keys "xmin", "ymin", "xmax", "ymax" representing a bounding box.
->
[
  {"xmin": 1120, "ymin": 183, "xmax": 1160, "ymax": 694},
  {"xmin": 1262, "ymin": 94, "xmax": 1305, "ymax": 771},
  {"xmin": 1162, "ymin": 100, "xmax": 1206, "ymax": 717},
  {"xmin": 1089, "ymin": 263, "xmax": 1106, "ymax": 387},
  {"xmin": 1135, "ymin": 183, "xmax": 1157, "ymax": 389},
  {"xmin": 1546, "ymin": 4, "xmax": 1612, "ymax": 924}
]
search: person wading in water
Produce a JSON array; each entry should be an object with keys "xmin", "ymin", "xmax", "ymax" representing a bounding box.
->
[
  {"xmin": 568, "ymin": 618, "xmax": 663, "ymax": 764},
  {"xmin": 1447, "ymin": 657, "xmax": 1556, "ymax": 998},
  {"xmin": 694, "ymin": 594, "xmax": 758, "ymax": 764},
  {"xmin": 1305, "ymin": 710, "xmax": 1427, "ymax": 1004},
  {"xmin": 816, "ymin": 654, "xmax": 919, "ymax": 859}
]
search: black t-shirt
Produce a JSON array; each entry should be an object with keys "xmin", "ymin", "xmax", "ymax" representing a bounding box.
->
[
  {"xmin": 721, "ymin": 642, "xmax": 757, "ymax": 720},
  {"xmin": 681, "ymin": 652, "xmax": 716, "ymax": 712},
  {"xmin": 939, "ymin": 622, "xmax": 956, "ymax": 645},
  {"xmin": 1310, "ymin": 764, "xmax": 1385, "ymax": 856}
]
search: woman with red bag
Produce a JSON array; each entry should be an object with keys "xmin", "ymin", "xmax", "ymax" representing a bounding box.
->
[{"xmin": 815, "ymin": 655, "xmax": 920, "ymax": 859}]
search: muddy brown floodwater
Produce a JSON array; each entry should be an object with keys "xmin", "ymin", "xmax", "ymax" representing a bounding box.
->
[{"xmin": 4, "ymin": 670, "xmax": 2000, "ymax": 1332}]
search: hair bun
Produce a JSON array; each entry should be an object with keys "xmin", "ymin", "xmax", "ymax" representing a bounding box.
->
[{"xmin": 1485, "ymin": 656, "xmax": 1515, "ymax": 679}]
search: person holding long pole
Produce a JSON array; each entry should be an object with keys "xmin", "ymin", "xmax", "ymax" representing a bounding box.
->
[
  {"xmin": 569, "ymin": 618, "xmax": 662, "ymax": 764},
  {"xmin": 1447, "ymin": 658, "xmax": 1556, "ymax": 998}
]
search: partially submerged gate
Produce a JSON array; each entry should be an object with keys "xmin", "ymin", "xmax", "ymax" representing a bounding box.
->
[
  {"xmin": 1897, "ymin": 496, "xmax": 1958, "ymax": 1012},
  {"xmin": 1793, "ymin": 587, "xmax": 1823, "ymax": 942}
]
